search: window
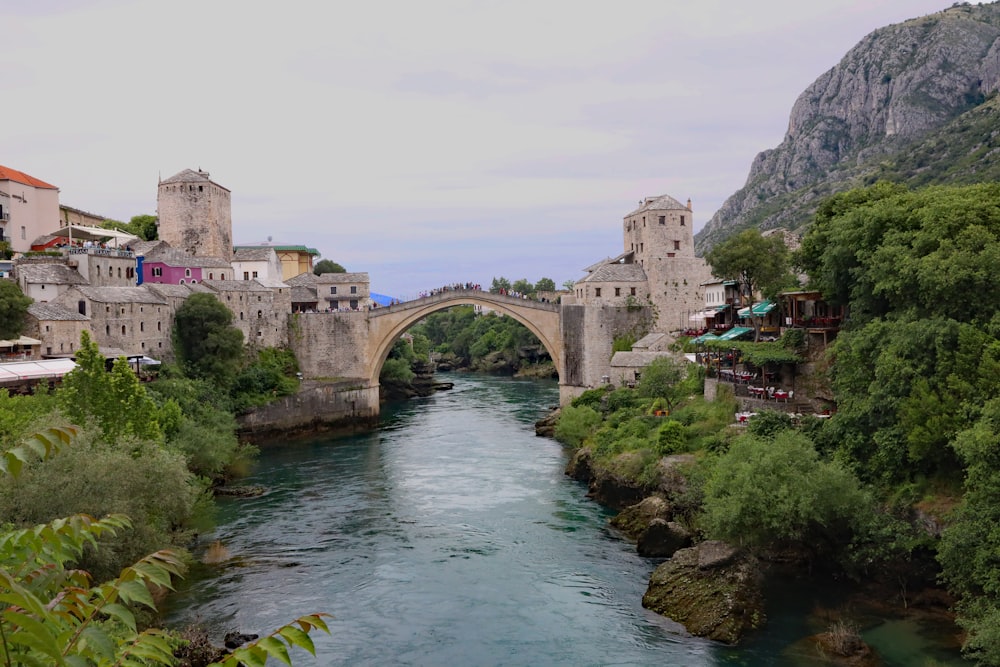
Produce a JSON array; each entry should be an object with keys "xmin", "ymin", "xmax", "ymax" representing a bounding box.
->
[
  {"xmin": 106, "ymin": 325, "xmax": 110, "ymax": 335},
  {"xmin": 595, "ymin": 288, "xmax": 602, "ymax": 297},
  {"xmin": 680, "ymin": 215, "xmax": 686, "ymax": 226},
  {"xmin": 674, "ymin": 240, "xmax": 681, "ymax": 250},
  {"xmin": 244, "ymin": 272, "xmax": 251, "ymax": 280},
  {"xmin": 252, "ymin": 271, "xmax": 258, "ymax": 278},
  {"xmin": 257, "ymin": 310, "xmax": 263, "ymax": 319},
  {"xmin": 179, "ymin": 279, "xmax": 185, "ymax": 284},
  {"xmin": 152, "ymin": 267, "xmax": 162, "ymax": 277},
  {"xmin": 45, "ymin": 325, "xmax": 51, "ymax": 332},
  {"xmin": 615, "ymin": 287, "xmax": 621, "ymax": 297},
  {"xmin": 658, "ymin": 215, "xmax": 665, "ymax": 225},
  {"xmin": 331, "ymin": 300, "xmax": 339, "ymax": 309},
  {"xmin": 20, "ymin": 226, "xmax": 26, "ymax": 239},
  {"xmin": 240, "ymin": 312, "xmax": 244, "ymax": 320},
  {"xmin": 121, "ymin": 325, "xmax": 126, "ymax": 335},
  {"xmin": 118, "ymin": 267, "xmax": 122, "ymax": 278},
  {"xmin": 350, "ymin": 286, "xmax": 357, "ymax": 294},
  {"xmin": 667, "ymin": 252, "xmax": 675, "ymax": 258},
  {"xmin": 350, "ymin": 299, "xmax": 358, "ymax": 309},
  {"xmin": 140, "ymin": 322, "xmax": 144, "ymax": 332},
  {"xmin": 630, "ymin": 287, "xmax": 636, "ymax": 296},
  {"xmin": 331, "ymin": 286, "xmax": 337, "ymax": 294},
  {"xmin": 185, "ymin": 268, "xmax": 192, "ymax": 277}
]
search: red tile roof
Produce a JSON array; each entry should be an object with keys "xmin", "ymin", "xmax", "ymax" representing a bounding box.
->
[{"xmin": 0, "ymin": 165, "xmax": 57, "ymax": 189}]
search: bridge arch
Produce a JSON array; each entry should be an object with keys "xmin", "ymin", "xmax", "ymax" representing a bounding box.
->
[{"xmin": 366, "ymin": 290, "xmax": 562, "ymax": 388}]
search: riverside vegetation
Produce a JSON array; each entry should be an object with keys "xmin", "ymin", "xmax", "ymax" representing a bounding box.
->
[
  {"xmin": 553, "ymin": 181, "xmax": 1000, "ymax": 665},
  {"xmin": 0, "ymin": 293, "xmax": 328, "ymax": 666}
]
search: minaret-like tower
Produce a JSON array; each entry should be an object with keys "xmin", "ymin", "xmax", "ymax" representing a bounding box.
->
[{"xmin": 156, "ymin": 169, "xmax": 233, "ymax": 261}]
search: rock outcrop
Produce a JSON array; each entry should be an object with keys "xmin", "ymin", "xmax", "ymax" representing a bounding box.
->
[
  {"xmin": 695, "ymin": 2, "xmax": 1000, "ymax": 253},
  {"xmin": 642, "ymin": 541, "xmax": 766, "ymax": 645}
]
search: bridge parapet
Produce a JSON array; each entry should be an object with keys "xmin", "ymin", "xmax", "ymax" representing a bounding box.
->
[{"xmin": 372, "ymin": 289, "xmax": 559, "ymax": 316}]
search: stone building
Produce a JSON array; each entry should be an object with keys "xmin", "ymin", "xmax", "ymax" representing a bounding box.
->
[
  {"xmin": 157, "ymin": 169, "xmax": 233, "ymax": 261},
  {"xmin": 315, "ymin": 272, "xmax": 371, "ymax": 311},
  {"xmin": 14, "ymin": 259, "xmax": 88, "ymax": 302},
  {"xmin": 66, "ymin": 247, "xmax": 139, "ymax": 287},
  {"xmin": 621, "ymin": 195, "xmax": 713, "ymax": 331},
  {"xmin": 51, "ymin": 286, "xmax": 173, "ymax": 358},
  {"xmin": 24, "ymin": 302, "xmax": 89, "ymax": 358},
  {"xmin": 201, "ymin": 279, "xmax": 291, "ymax": 349}
]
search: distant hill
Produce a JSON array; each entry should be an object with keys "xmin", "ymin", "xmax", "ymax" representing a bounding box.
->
[{"xmin": 695, "ymin": 1, "xmax": 1000, "ymax": 254}]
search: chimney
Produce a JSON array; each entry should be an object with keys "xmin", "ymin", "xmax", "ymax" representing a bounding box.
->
[{"xmin": 686, "ymin": 198, "xmax": 692, "ymax": 211}]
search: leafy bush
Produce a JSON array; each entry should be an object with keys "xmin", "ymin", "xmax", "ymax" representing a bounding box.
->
[
  {"xmin": 571, "ymin": 386, "xmax": 611, "ymax": 409},
  {"xmin": 656, "ymin": 419, "xmax": 688, "ymax": 455},
  {"xmin": 746, "ymin": 410, "xmax": 794, "ymax": 438},
  {"xmin": 701, "ymin": 430, "xmax": 870, "ymax": 552},
  {"xmin": 554, "ymin": 405, "xmax": 602, "ymax": 447},
  {"xmin": 0, "ymin": 431, "xmax": 202, "ymax": 582},
  {"xmin": 380, "ymin": 357, "xmax": 415, "ymax": 383}
]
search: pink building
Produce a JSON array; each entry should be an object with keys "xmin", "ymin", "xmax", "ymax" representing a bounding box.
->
[{"xmin": 139, "ymin": 245, "xmax": 231, "ymax": 285}]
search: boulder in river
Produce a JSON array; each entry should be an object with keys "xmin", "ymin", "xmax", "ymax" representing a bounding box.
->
[{"xmin": 642, "ymin": 540, "xmax": 766, "ymax": 644}]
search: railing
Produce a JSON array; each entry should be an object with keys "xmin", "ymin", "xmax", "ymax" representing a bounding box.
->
[{"xmin": 67, "ymin": 247, "xmax": 134, "ymax": 259}]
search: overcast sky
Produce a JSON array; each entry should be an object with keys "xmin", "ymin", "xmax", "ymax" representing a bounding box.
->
[{"xmin": 4, "ymin": 0, "xmax": 953, "ymax": 298}]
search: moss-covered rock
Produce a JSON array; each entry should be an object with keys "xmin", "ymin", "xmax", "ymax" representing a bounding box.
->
[
  {"xmin": 610, "ymin": 496, "xmax": 672, "ymax": 540},
  {"xmin": 642, "ymin": 540, "xmax": 766, "ymax": 644}
]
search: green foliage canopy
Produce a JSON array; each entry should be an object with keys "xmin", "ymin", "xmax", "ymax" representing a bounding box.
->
[
  {"xmin": 313, "ymin": 259, "xmax": 346, "ymax": 275},
  {"xmin": 702, "ymin": 430, "xmax": 869, "ymax": 551},
  {"xmin": 0, "ymin": 279, "xmax": 32, "ymax": 339},
  {"xmin": 173, "ymin": 293, "xmax": 244, "ymax": 385},
  {"xmin": 58, "ymin": 332, "xmax": 163, "ymax": 444}
]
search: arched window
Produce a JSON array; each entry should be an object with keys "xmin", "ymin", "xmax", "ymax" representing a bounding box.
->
[
  {"xmin": 121, "ymin": 325, "xmax": 126, "ymax": 335},
  {"xmin": 257, "ymin": 310, "xmax": 263, "ymax": 319}
]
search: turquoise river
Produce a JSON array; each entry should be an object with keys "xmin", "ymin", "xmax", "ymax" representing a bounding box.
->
[{"xmin": 165, "ymin": 373, "xmax": 965, "ymax": 666}]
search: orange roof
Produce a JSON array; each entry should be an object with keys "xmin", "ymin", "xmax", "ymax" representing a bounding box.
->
[{"xmin": 0, "ymin": 165, "xmax": 57, "ymax": 190}]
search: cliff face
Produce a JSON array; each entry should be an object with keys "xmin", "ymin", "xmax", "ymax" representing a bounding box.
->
[{"xmin": 695, "ymin": 2, "xmax": 1000, "ymax": 253}]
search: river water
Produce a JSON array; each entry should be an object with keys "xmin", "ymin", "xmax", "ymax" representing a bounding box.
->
[{"xmin": 165, "ymin": 373, "xmax": 965, "ymax": 666}]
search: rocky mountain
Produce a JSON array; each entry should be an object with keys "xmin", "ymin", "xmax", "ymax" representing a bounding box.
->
[{"xmin": 695, "ymin": 1, "xmax": 1000, "ymax": 254}]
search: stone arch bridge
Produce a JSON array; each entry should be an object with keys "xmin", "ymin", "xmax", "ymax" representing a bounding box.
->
[{"xmin": 287, "ymin": 288, "xmax": 648, "ymax": 417}]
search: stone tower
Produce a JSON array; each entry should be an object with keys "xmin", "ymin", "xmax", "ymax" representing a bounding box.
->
[
  {"xmin": 157, "ymin": 169, "xmax": 233, "ymax": 261},
  {"xmin": 622, "ymin": 195, "xmax": 713, "ymax": 331}
]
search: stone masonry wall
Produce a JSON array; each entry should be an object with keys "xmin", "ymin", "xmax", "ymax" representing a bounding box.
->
[
  {"xmin": 289, "ymin": 310, "xmax": 372, "ymax": 381},
  {"xmin": 236, "ymin": 381, "xmax": 379, "ymax": 443}
]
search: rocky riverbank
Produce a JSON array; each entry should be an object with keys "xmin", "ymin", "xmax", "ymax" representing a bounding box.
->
[{"xmin": 543, "ymin": 415, "xmax": 962, "ymax": 657}]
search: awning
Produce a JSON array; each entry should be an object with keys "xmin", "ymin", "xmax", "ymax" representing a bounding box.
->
[
  {"xmin": 49, "ymin": 225, "xmax": 140, "ymax": 247},
  {"xmin": 0, "ymin": 358, "xmax": 77, "ymax": 384},
  {"xmin": 688, "ymin": 308, "xmax": 719, "ymax": 321},
  {"xmin": 716, "ymin": 326, "xmax": 754, "ymax": 341},
  {"xmin": 691, "ymin": 333, "xmax": 720, "ymax": 344},
  {"xmin": 0, "ymin": 336, "xmax": 43, "ymax": 347},
  {"xmin": 738, "ymin": 300, "xmax": 776, "ymax": 318}
]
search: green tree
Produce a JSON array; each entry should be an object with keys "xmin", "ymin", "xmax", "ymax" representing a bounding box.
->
[
  {"xmin": 490, "ymin": 276, "xmax": 512, "ymax": 293},
  {"xmin": 553, "ymin": 405, "xmax": 602, "ymax": 447},
  {"xmin": 562, "ymin": 279, "xmax": 576, "ymax": 291},
  {"xmin": 0, "ymin": 279, "xmax": 32, "ymax": 340},
  {"xmin": 535, "ymin": 277, "xmax": 556, "ymax": 292},
  {"xmin": 636, "ymin": 357, "xmax": 687, "ymax": 411},
  {"xmin": 701, "ymin": 430, "xmax": 869, "ymax": 552},
  {"xmin": 313, "ymin": 259, "xmax": 346, "ymax": 275},
  {"xmin": 511, "ymin": 278, "xmax": 535, "ymax": 296},
  {"xmin": 173, "ymin": 293, "xmax": 244, "ymax": 385},
  {"xmin": 58, "ymin": 332, "xmax": 162, "ymax": 444},
  {"xmin": 938, "ymin": 398, "xmax": 1000, "ymax": 665},
  {"xmin": 102, "ymin": 214, "xmax": 158, "ymax": 241},
  {"xmin": 705, "ymin": 228, "xmax": 792, "ymax": 340}
]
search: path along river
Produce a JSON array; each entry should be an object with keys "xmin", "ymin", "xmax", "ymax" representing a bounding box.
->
[{"xmin": 165, "ymin": 373, "xmax": 964, "ymax": 666}]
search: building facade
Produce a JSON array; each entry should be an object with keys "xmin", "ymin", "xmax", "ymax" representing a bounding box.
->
[{"xmin": 0, "ymin": 165, "xmax": 60, "ymax": 254}]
